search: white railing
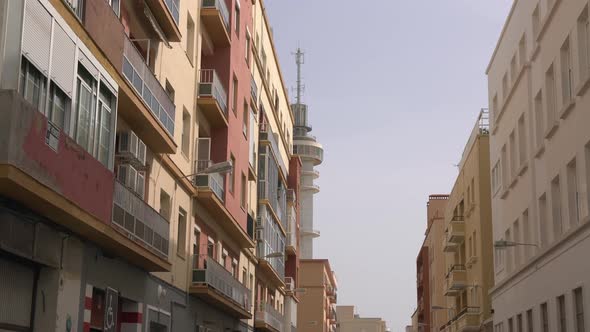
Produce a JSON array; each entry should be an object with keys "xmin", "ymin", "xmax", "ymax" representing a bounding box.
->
[
  {"xmin": 286, "ymin": 206, "xmax": 297, "ymax": 249},
  {"xmin": 198, "ymin": 69, "xmax": 228, "ymax": 117},
  {"xmin": 458, "ymin": 109, "xmax": 489, "ymax": 169},
  {"xmin": 113, "ymin": 180, "xmax": 170, "ymax": 258},
  {"xmin": 192, "ymin": 256, "xmax": 250, "ymax": 310},
  {"xmin": 122, "ymin": 36, "xmax": 175, "ymax": 136},
  {"xmin": 202, "ymin": 0, "xmax": 230, "ymax": 31},
  {"xmin": 194, "ymin": 172, "xmax": 225, "ymax": 202}
]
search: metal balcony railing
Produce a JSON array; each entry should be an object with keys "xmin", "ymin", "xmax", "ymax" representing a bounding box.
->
[
  {"xmin": 164, "ymin": 0, "xmax": 180, "ymax": 24},
  {"xmin": 286, "ymin": 206, "xmax": 297, "ymax": 249},
  {"xmin": 112, "ymin": 180, "xmax": 170, "ymax": 258},
  {"xmin": 255, "ymin": 302, "xmax": 284, "ymax": 332},
  {"xmin": 292, "ymin": 143, "xmax": 324, "ymax": 162},
  {"xmin": 194, "ymin": 172, "xmax": 225, "ymax": 202},
  {"xmin": 198, "ymin": 69, "xmax": 228, "ymax": 117},
  {"xmin": 256, "ymin": 239, "xmax": 285, "ymax": 280},
  {"xmin": 122, "ymin": 36, "xmax": 175, "ymax": 136},
  {"xmin": 202, "ymin": 0, "xmax": 230, "ymax": 31},
  {"xmin": 192, "ymin": 256, "xmax": 250, "ymax": 310},
  {"xmin": 251, "ymin": 74, "xmax": 258, "ymax": 102},
  {"xmin": 195, "ymin": 159, "xmax": 212, "ymax": 173}
]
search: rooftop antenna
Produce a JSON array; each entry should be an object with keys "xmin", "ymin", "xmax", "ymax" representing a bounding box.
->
[{"xmin": 294, "ymin": 48, "xmax": 305, "ymax": 105}]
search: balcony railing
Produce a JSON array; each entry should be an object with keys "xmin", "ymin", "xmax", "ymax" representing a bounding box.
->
[
  {"xmin": 192, "ymin": 256, "xmax": 250, "ymax": 310},
  {"xmin": 448, "ymin": 216, "xmax": 465, "ymax": 243},
  {"xmin": 112, "ymin": 180, "xmax": 170, "ymax": 258},
  {"xmin": 256, "ymin": 239, "xmax": 285, "ymax": 280},
  {"xmin": 202, "ymin": 0, "xmax": 230, "ymax": 31},
  {"xmin": 251, "ymin": 74, "xmax": 258, "ymax": 102},
  {"xmin": 455, "ymin": 307, "xmax": 481, "ymax": 330},
  {"xmin": 195, "ymin": 172, "xmax": 225, "ymax": 202},
  {"xmin": 198, "ymin": 69, "xmax": 228, "ymax": 117},
  {"xmin": 286, "ymin": 206, "xmax": 297, "ymax": 250},
  {"xmin": 195, "ymin": 159, "xmax": 212, "ymax": 173},
  {"xmin": 292, "ymin": 143, "xmax": 324, "ymax": 163},
  {"xmin": 255, "ymin": 302, "xmax": 284, "ymax": 332},
  {"xmin": 164, "ymin": 0, "xmax": 180, "ymax": 24},
  {"xmin": 122, "ymin": 36, "xmax": 175, "ymax": 136},
  {"xmin": 446, "ymin": 264, "xmax": 467, "ymax": 293}
]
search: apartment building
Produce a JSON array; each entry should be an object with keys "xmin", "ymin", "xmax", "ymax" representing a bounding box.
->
[
  {"xmin": 488, "ymin": 0, "xmax": 590, "ymax": 331},
  {"xmin": 415, "ymin": 194, "xmax": 449, "ymax": 332},
  {"xmin": 440, "ymin": 110, "xmax": 494, "ymax": 332},
  {"xmin": 298, "ymin": 259, "xmax": 338, "ymax": 332},
  {"xmin": 335, "ymin": 306, "xmax": 387, "ymax": 332}
]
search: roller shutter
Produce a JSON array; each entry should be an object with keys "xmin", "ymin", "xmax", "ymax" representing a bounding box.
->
[
  {"xmin": 0, "ymin": 257, "xmax": 35, "ymax": 331},
  {"xmin": 50, "ymin": 22, "xmax": 76, "ymax": 96},
  {"xmin": 22, "ymin": 0, "xmax": 51, "ymax": 73}
]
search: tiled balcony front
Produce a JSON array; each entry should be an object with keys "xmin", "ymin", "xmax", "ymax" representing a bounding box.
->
[
  {"xmin": 255, "ymin": 302, "xmax": 284, "ymax": 332},
  {"xmin": 455, "ymin": 307, "xmax": 481, "ymax": 332},
  {"xmin": 448, "ymin": 215, "xmax": 465, "ymax": 243},
  {"xmin": 445, "ymin": 264, "xmax": 467, "ymax": 296}
]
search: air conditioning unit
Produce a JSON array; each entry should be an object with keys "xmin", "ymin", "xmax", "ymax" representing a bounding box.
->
[
  {"xmin": 256, "ymin": 216, "xmax": 263, "ymax": 229},
  {"xmin": 285, "ymin": 277, "xmax": 294, "ymax": 291},
  {"xmin": 117, "ymin": 131, "xmax": 147, "ymax": 168},
  {"xmin": 255, "ymin": 229, "xmax": 263, "ymax": 241},
  {"xmin": 117, "ymin": 164, "xmax": 145, "ymax": 199}
]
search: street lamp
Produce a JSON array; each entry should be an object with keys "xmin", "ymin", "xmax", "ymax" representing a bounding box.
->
[
  {"xmin": 264, "ymin": 252, "xmax": 285, "ymax": 259},
  {"xmin": 181, "ymin": 160, "xmax": 233, "ymax": 179},
  {"xmin": 494, "ymin": 240, "xmax": 538, "ymax": 249}
]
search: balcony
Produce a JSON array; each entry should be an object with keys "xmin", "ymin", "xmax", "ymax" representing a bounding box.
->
[
  {"xmin": 255, "ymin": 302, "xmax": 284, "ymax": 332},
  {"xmin": 286, "ymin": 206, "xmax": 297, "ymax": 255},
  {"xmin": 251, "ymin": 74, "xmax": 258, "ymax": 106},
  {"xmin": 301, "ymin": 229, "xmax": 320, "ymax": 238},
  {"xmin": 455, "ymin": 307, "xmax": 481, "ymax": 332},
  {"xmin": 194, "ymin": 163, "xmax": 254, "ymax": 249},
  {"xmin": 443, "ymin": 234, "xmax": 459, "ymax": 252},
  {"xmin": 256, "ymin": 240, "xmax": 286, "ymax": 287},
  {"xmin": 120, "ymin": 36, "xmax": 176, "ymax": 153},
  {"xmin": 292, "ymin": 141, "xmax": 324, "ymax": 165},
  {"xmin": 448, "ymin": 215, "xmax": 465, "ymax": 244},
  {"xmin": 191, "ymin": 256, "xmax": 252, "ymax": 318},
  {"xmin": 0, "ymin": 90, "xmax": 170, "ymax": 272},
  {"xmin": 200, "ymin": 0, "xmax": 230, "ymax": 47},
  {"xmin": 301, "ymin": 183, "xmax": 320, "ymax": 193},
  {"xmin": 112, "ymin": 180, "xmax": 170, "ymax": 259},
  {"xmin": 445, "ymin": 264, "xmax": 467, "ymax": 296},
  {"xmin": 144, "ymin": 0, "xmax": 182, "ymax": 41},
  {"xmin": 197, "ymin": 69, "xmax": 229, "ymax": 128}
]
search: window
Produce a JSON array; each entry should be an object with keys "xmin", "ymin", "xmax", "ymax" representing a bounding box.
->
[
  {"xmin": 545, "ymin": 64, "xmax": 557, "ymax": 129},
  {"xmin": 234, "ymin": 4, "xmax": 240, "ymax": 36},
  {"xmin": 240, "ymin": 173, "xmax": 247, "ymax": 208},
  {"xmin": 518, "ymin": 115, "xmax": 527, "ymax": 166},
  {"xmin": 242, "ymin": 268, "xmax": 247, "ymax": 286},
  {"xmin": 541, "ymin": 302, "xmax": 550, "ymax": 332},
  {"xmin": 510, "ymin": 130, "xmax": 517, "ymax": 177},
  {"xmin": 511, "ymin": 55, "xmax": 518, "ymax": 83},
  {"xmin": 509, "ymin": 317, "xmax": 514, "ymax": 332},
  {"xmin": 182, "ymin": 109, "xmax": 190, "ymax": 157},
  {"xmin": 232, "ymin": 76, "xmax": 238, "ymax": 115},
  {"xmin": 97, "ymin": 86, "xmax": 114, "ymax": 166},
  {"xmin": 245, "ymin": 32, "xmax": 251, "ymax": 65},
  {"xmin": 243, "ymin": 102, "xmax": 249, "ymax": 136},
  {"xmin": 533, "ymin": 5, "xmax": 541, "ymax": 38},
  {"xmin": 186, "ymin": 13, "xmax": 195, "ymax": 64},
  {"xmin": 535, "ymin": 90, "xmax": 545, "ymax": 147},
  {"xmin": 561, "ymin": 37, "xmax": 574, "ymax": 105},
  {"xmin": 159, "ymin": 189, "xmax": 171, "ymax": 221},
  {"xmin": 231, "ymin": 259, "xmax": 238, "ymax": 277},
  {"xmin": 165, "ymin": 80, "xmax": 175, "ymax": 102},
  {"xmin": 539, "ymin": 193, "xmax": 549, "ymax": 247},
  {"xmin": 502, "ymin": 144, "xmax": 509, "ymax": 189},
  {"xmin": 513, "ymin": 219, "xmax": 521, "ymax": 267},
  {"xmin": 177, "ymin": 208, "xmax": 187, "ymax": 257},
  {"xmin": 518, "ymin": 314, "xmax": 523, "ymax": 332},
  {"xmin": 552, "ymin": 175, "xmax": 563, "ymax": 237},
  {"xmin": 229, "ymin": 154, "xmax": 235, "ymax": 194},
  {"xmin": 492, "ymin": 161, "xmax": 502, "ymax": 194},
  {"xmin": 193, "ymin": 228, "xmax": 201, "ymax": 256},
  {"xmin": 574, "ymin": 287, "xmax": 585, "ymax": 332},
  {"xmin": 558, "ymin": 295, "xmax": 567, "ymax": 332},
  {"xmin": 492, "ymin": 94, "xmax": 499, "ymax": 124},
  {"xmin": 578, "ymin": 7, "xmax": 590, "ymax": 81},
  {"xmin": 207, "ymin": 238, "xmax": 214, "ymax": 258},
  {"xmin": 19, "ymin": 57, "xmax": 47, "ymax": 112},
  {"xmin": 519, "ymin": 35, "xmax": 527, "ymax": 68},
  {"xmin": 503, "ymin": 73, "xmax": 509, "ymax": 100},
  {"xmin": 75, "ymin": 63, "xmax": 97, "ymax": 153},
  {"xmin": 48, "ymin": 82, "xmax": 70, "ymax": 129},
  {"xmin": 527, "ymin": 309, "xmax": 534, "ymax": 332},
  {"xmin": 567, "ymin": 159, "xmax": 580, "ymax": 226}
]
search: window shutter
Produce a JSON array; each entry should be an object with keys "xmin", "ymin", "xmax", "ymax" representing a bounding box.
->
[
  {"xmin": 78, "ymin": 50, "xmax": 99, "ymax": 79},
  {"xmin": 22, "ymin": 0, "xmax": 52, "ymax": 73},
  {"xmin": 50, "ymin": 22, "xmax": 76, "ymax": 96}
]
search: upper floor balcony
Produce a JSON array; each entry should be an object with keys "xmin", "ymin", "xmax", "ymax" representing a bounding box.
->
[
  {"xmin": 256, "ymin": 240, "xmax": 286, "ymax": 287},
  {"xmin": 292, "ymin": 140, "xmax": 323, "ymax": 166},
  {"xmin": 194, "ymin": 161, "xmax": 254, "ymax": 249},
  {"xmin": 447, "ymin": 215, "xmax": 465, "ymax": 244},
  {"xmin": 197, "ymin": 69, "xmax": 229, "ymax": 128},
  {"xmin": 301, "ymin": 183, "xmax": 320, "ymax": 194},
  {"xmin": 444, "ymin": 264, "xmax": 467, "ymax": 296},
  {"xmin": 286, "ymin": 206, "xmax": 297, "ymax": 255},
  {"xmin": 191, "ymin": 256, "xmax": 252, "ymax": 318},
  {"xmin": 255, "ymin": 302, "xmax": 284, "ymax": 332},
  {"xmin": 145, "ymin": 0, "xmax": 182, "ymax": 41},
  {"xmin": 251, "ymin": 74, "xmax": 259, "ymax": 107},
  {"xmin": 200, "ymin": 0, "xmax": 231, "ymax": 47},
  {"xmin": 443, "ymin": 233, "xmax": 459, "ymax": 252},
  {"xmin": 0, "ymin": 90, "xmax": 170, "ymax": 272},
  {"xmin": 454, "ymin": 307, "xmax": 481, "ymax": 332},
  {"xmin": 121, "ymin": 36, "xmax": 176, "ymax": 153}
]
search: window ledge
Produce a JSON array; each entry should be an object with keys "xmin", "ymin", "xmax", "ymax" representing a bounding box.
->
[
  {"xmin": 535, "ymin": 143, "xmax": 546, "ymax": 159},
  {"xmin": 558, "ymin": 99, "xmax": 576, "ymax": 120},
  {"xmin": 536, "ymin": 0, "xmax": 562, "ymax": 43},
  {"xmin": 544, "ymin": 120, "xmax": 559, "ymax": 140},
  {"xmin": 576, "ymin": 75, "xmax": 590, "ymax": 97},
  {"xmin": 518, "ymin": 161, "xmax": 529, "ymax": 177}
]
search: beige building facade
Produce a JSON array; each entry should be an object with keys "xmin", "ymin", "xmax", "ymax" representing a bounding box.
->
[
  {"xmin": 441, "ymin": 110, "xmax": 494, "ymax": 332},
  {"xmin": 488, "ymin": 0, "xmax": 590, "ymax": 331},
  {"xmin": 335, "ymin": 306, "xmax": 387, "ymax": 332},
  {"xmin": 298, "ymin": 259, "xmax": 338, "ymax": 332}
]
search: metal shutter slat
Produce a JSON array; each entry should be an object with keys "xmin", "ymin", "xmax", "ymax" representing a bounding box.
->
[
  {"xmin": 0, "ymin": 258, "xmax": 34, "ymax": 328},
  {"xmin": 51, "ymin": 22, "xmax": 76, "ymax": 96},
  {"xmin": 22, "ymin": 0, "xmax": 51, "ymax": 73}
]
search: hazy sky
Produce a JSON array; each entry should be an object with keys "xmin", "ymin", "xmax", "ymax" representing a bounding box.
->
[{"xmin": 265, "ymin": 1, "xmax": 513, "ymax": 329}]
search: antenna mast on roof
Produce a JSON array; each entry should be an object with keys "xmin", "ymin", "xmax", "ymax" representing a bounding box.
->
[{"xmin": 295, "ymin": 48, "xmax": 305, "ymax": 105}]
